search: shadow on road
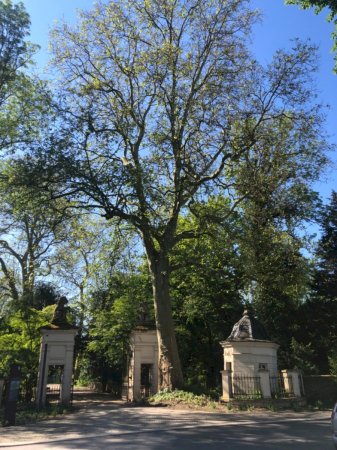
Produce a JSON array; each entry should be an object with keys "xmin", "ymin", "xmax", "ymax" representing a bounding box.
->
[{"xmin": 0, "ymin": 390, "xmax": 332, "ymax": 450}]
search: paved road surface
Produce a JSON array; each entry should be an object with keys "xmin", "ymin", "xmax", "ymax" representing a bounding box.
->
[{"xmin": 0, "ymin": 396, "xmax": 332, "ymax": 449}]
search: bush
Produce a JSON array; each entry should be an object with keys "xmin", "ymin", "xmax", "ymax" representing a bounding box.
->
[{"xmin": 149, "ymin": 390, "xmax": 214, "ymax": 407}]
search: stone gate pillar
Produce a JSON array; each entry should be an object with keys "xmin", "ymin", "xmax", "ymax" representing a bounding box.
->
[
  {"xmin": 36, "ymin": 297, "xmax": 77, "ymax": 407},
  {"xmin": 282, "ymin": 369, "xmax": 302, "ymax": 397},
  {"xmin": 122, "ymin": 328, "xmax": 159, "ymax": 401},
  {"xmin": 220, "ymin": 369, "xmax": 233, "ymax": 401}
]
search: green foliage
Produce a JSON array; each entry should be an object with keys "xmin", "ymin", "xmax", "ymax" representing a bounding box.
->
[
  {"xmin": 0, "ymin": 305, "xmax": 54, "ymax": 378},
  {"xmin": 0, "ymin": 0, "xmax": 45, "ymax": 152},
  {"xmin": 286, "ymin": 0, "xmax": 337, "ymax": 17},
  {"xmin": 170, "ymin": 198, "xmax": 244, "ymax": 387},
  {"xmin": 294, "ymin": 296, "xmax": 337, "ymax": 373},
  {"xmin": 241, "ymin": 238, "xmax": 310, "ymax": 368},
  {"xmin": 290, "ymin": 338, "xmax": 319, "ymax": 374},
  {"xmin": 0, "ymin": 0, "xmax": 34, "ymax": 79},
  {"xmin": 88, "ymin": 295, "xmax": 140, "ymax": 365},
  {"xmin": 0, "ymin": 75, "xmax": 51, "ymax": 152},
  {"xmin": 232, "ymin": 112, "xmax": 324, "ymax": 366},
  {"xmin": 53, "ymin": 214, "xmax": 136, "ymax": 299},
  {"xmin": 77, "ymin": 271, "xmax": 153, "ymax": 387},
  {"xmin": 314, "ymin": 191, "xmax": 337, "ymax": 299},
  {"xmin": 149, "ymin": 390, "xmax": 213, "ymax": 407},
  {"xmin": 0, "ymin": 160, "xmax": 73, "ymax": 309},
  {"xmin": 292, "ymin": 192, "xmax": 337, "ymax": 374},
  {"xmin": 328, "ymin": 354, "xmax": 337, "ymax": 378}
]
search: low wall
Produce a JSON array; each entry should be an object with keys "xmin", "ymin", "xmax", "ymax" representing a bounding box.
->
[
  {"xmin": 303, "ymin": 375, "xmax": 337, "ymax": 407},
  {"xmin": 222, "ymin": 397, "xmax": 307, "ymax": 409}
]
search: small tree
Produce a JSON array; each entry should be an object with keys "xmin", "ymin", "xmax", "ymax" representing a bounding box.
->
[
  {"xmin": 0, "ymin": 162, "xmax": 72, "ymax": 309},
  {"xmin": 0, "ymin": 305, "xmax": 54, "ymax": 399}
]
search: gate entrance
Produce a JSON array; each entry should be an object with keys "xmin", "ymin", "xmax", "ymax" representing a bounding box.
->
[
  {"xmin": 140, "ymin": 364, "xmax": 153, "ymax": 398},
  {"xmin": 46, "ymin": 364, "xmax": 64, "ymax": 403},
  {"xmin": 122, "ymin": 329, "xmax": 159, "ymax": 401}
]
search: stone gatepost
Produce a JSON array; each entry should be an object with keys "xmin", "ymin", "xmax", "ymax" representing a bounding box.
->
[
  {"xmin": 259, "ymin": 369, "xmax": 271, "ymax": 399},
  {"xmin": 123, "ymin": 328, "xmax": 159, "ymax": 401},
  {"xmin": 36, "ymin": 297, "xmax": 77, "ymax": 407},
  {"xmin": 220, "ymin": 370, "xmax": 233, "ymax": 401},
  {"xmin": 282, "ymin": 369, "xmax": 302, "ymax": 397}
]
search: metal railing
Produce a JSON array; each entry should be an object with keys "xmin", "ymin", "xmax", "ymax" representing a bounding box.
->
[
  {"xmin": 270, "ymin": 374, "xmax": 294, "ymax": 398},
  {"xmin": 232, "ymin": 375, "xmax": 262, "ymax": 399}
]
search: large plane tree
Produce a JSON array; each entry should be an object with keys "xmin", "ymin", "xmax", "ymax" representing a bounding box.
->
[{"xmin": 24, "ymin": 0, "xmax": 327, "ymax": 388}]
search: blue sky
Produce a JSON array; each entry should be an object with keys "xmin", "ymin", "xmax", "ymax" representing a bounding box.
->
[
  {"xmin": 251, "ymin": 0, "xmax": 337, "ymax": 203},
  {"xmin": 22, "ymin": 0, "xmax": 336, "ymax": 202}
]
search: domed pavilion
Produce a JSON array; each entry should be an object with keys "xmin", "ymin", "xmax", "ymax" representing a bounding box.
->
[{"xmin": 220, "ymin": 306, "xmax": 279, "ymax": 377}]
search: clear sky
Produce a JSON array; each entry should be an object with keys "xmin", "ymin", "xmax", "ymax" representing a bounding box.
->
[
  {"xmin": 251, "ymin": 0, "xmax": 337, "ymax": 203},
  {"xmin": 21, "ymin": 0, "xmax": 336, "ymax": 202}
]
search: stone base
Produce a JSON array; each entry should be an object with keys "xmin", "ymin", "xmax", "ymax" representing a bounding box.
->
[{"xmin": 220, "ymin": 397, "xmax": 307, "ymax": 409}]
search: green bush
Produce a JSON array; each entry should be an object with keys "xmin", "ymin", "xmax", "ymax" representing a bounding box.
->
[{"xmin": 149, "ymin": 390, "xmax": 214, "ymax": 407}]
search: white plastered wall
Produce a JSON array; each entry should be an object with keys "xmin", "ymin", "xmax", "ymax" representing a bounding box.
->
[
  {"xmin": 220, "ymin": 340, "xmax": 279, "ymax": 376},
  {"xmin": 128, "ymin": 329, "xmax": 159, "ymax": 401}
]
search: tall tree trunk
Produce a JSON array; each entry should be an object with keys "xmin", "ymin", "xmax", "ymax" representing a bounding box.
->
[{"xmin": 146, "ymin": 247, "xmax": 183, "ymax": 390}]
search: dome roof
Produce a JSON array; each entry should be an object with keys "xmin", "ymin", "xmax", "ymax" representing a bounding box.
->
[{"xmin": 227, "ymin": 307, "xmax": 270, "ymax": 341}]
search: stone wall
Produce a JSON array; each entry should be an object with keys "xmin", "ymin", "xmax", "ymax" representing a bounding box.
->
[{"xmin": 303, "ymin": 375, "xmax": 337, "ymax": 407}]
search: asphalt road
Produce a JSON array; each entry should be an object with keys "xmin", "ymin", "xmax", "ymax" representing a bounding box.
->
[{"xmin": 0, "ymin": 398, "xmax": 332, "ymax": 450}]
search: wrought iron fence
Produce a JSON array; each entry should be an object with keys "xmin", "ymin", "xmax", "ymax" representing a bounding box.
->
[
  {"xmin": 232, "ymin": 375, "xmax": 262, "ymax": 399},
  {"xmin": 270, "ymin": 374, "xmax": 294, "ymax": 398}
]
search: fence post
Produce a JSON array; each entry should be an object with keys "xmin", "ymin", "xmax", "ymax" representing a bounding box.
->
[
  {"xmin": 259, "ymin": 369, "xmax": 271, "ymax": 399},
  {"xmin": 283, "ymin": 369, "xmax": 301, "ymax": 397},
  {"xmin": 220, "ymin": 370, "xmax": 233, "ymax": 401},
  {"xmin": 281, "ymin": 370, "xmax": 291, "ymax": 395},
  {"xmin": 3, "ymin": 364, "xmax": 21, "ymax": 426}
]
